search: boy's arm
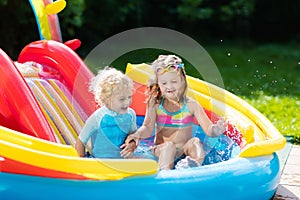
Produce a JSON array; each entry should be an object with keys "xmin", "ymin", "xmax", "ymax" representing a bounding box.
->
[
  {"xmin": 75, "ymin": 139, "xmax": 86, "ymax": 157},
  {"xmin": 76, "ymin": 110, "xmax": 101, "ymax": 156}
]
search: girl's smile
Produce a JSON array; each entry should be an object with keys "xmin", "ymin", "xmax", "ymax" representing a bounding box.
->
[{"xmin": 158, "ymin": 71, "xmax": 184, "ymax": 100}]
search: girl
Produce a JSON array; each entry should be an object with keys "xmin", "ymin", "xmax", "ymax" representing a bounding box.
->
[
  {"xmin": 124, "ymin": 55, "xmax": 225, "ymax": 170},
  {"xmin": 75, "ymin": 67, "xmax": 137, "ymax": 158}
]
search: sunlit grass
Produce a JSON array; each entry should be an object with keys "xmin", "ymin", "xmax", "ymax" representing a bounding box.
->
[
  {"xmin": 205, "ymin": 41, "xmax": 300, "ymax": 143},
  {"xmin": 245, "ymin": 93, "xmax": 300, "ymax": 143}
]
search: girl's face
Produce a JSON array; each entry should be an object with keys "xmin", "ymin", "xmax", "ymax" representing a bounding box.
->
[
  {"xmin": 107, "ymin": 86, "xmax": 133, "ymax": 114},
  {"xmin": 157, "ymin": 71, "xmax": 184, "ymax": 101}
]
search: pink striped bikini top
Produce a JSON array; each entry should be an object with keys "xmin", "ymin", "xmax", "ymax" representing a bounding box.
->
[{"xmin": 156, "ymin": 98, "xmax": 194, "ymax": 128}]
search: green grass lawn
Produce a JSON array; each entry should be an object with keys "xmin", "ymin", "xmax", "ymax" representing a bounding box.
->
[
  {"xmin": 204, "ymin": 41, "xmax": 300, "ymax": 144},
  {"xmin": 106, "ymin": 41, "xmax": 300, "ymax": 144}
]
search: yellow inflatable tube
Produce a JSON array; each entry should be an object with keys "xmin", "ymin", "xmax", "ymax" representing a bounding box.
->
[
  {"xmin": 0, "ymin": 126, "xmax": 76, "ymax": 156},
  {"xmin": 0, "ymin": 125, "xmax": 158, "ymax": 180},
  {"xmin": 125, "ymin": 63, "xmax": 286, "ymax": 157}
]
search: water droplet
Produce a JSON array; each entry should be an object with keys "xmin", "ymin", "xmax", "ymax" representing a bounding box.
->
[
  {"xmin": 227, "ymin": 53, "xmax": 231, "ymax": 56},
  {"xmin": 273, "ymin": 66, "xmax": 277, "ymax": 69},
  {"xmin": 248, "ymin": 59, "xmax": 251, "ymax": 62},
  {"xmin": 269, "ymin": 61, "xmax": 273, "ymax": 64},
  {"xmin": 220, "ymin": 39, "xmax": 223, "ymax": 43},
  {"xmin": 298, "ymin": 62, "xmax": 300, "ymax": 65},
  {"xmin": 234, "ymin": 64, "xmax": 238, "ymax": 68}
]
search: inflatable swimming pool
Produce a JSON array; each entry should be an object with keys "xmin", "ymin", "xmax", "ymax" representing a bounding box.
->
[
  {"xmin": 0, "ymin": 1, "xmax": 286, "ymax": 198},
  {"xmin": 0, "ymin": 39, "xmax": 285, "ymax": 200}
]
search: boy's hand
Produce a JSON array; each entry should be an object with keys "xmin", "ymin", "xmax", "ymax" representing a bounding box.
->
[{"xmin": 120, "ymin": 140, "xmax": 137, "ymax": 158}]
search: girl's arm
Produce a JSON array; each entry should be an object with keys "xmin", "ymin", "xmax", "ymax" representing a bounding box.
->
[
  {"xmin": 125, "ymin": 104, "xmax": 157, "ymax": 145},
  {"xmin": 189, "ymin": 99, "xmax": 225, "ymax": 137},
  {"xmin": 137, "ymin": 104, "xmax": 158, "ymax": 138}
]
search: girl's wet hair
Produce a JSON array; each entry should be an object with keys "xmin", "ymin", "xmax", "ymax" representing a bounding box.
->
[
  {"xmin": 90, "ymin": 66, "xmax": 133, "ymax": 106},
  {"xmin": 146, "ymin": 55, "xmax": 188, "ymax": 105}
]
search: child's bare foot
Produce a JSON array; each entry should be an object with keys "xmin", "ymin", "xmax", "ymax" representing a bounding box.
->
[{"xmin": 175, "ymin": 156, "xmax": 200, "ymax": 169}]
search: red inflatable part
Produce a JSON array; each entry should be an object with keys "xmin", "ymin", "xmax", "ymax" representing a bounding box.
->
[
  {"xmin": 0, "ymin": 49, "xmax": 56, "ymax": 141},
  {"xmin": 64, "ymin": 39, "xmax": 81, "ymax": 51},
  {"xmin": 18, "ymin": 40, "xmax": 95, "ymax": 116},
  {"xmin": 0, "ymin": 157, "xmax": 89, "ymax": 180}
]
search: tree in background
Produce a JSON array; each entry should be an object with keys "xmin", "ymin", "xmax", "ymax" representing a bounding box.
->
[
  {"xmin": 0, "ymin": 0, "xmax": 84, "ymax": 59},
  {"xmin": 176, "ymin": 0, "xmax": 255, "ymax": 39},
  {"xmin": 0, "ymin": 0, "xmax": 299, "ymax": 59}
]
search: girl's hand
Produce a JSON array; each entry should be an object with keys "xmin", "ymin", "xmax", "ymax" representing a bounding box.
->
[
  {"xmin": 211, "ymin": 117, "xmax": 226, "ymax": 136},
  {"xmin": 120, "ymin": 141, "xmax": 136, "ymax": 158},
  {"xmin": 124, "ymin": 133, "xmax": 140, "ymax": 146},
  {"xmin": 120, "ymin": 134, "xmax": 140, "ymax": 158}
]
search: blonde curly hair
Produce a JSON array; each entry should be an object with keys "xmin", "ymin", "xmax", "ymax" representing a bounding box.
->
[{"xmin": 89, "ymin": 66, "xmax": 133, "ymax": 106}]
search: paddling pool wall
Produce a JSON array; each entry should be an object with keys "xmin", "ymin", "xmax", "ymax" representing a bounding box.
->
[{"xmin": 0, "ymin": 153, "xmax": 280, "ymax": 200}]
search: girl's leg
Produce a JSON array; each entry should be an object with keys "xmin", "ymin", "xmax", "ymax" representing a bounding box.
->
[
  {"xmin": 183, "ymin": 137, "xmax": 205, "ymax": 165},
  {"xmin": 154, "ymin": 141, "xmax": 176, "ymax": 170}
]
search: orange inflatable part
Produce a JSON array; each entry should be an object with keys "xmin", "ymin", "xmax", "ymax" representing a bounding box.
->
[{"xmin": 131, "ymin": 82, "xmax": 147, "ymax": 116}]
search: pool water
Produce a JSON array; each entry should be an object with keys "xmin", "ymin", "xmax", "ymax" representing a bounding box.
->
[{"xmin": 134, "ymin": 124, "xmax": 241, "ymax": 166}]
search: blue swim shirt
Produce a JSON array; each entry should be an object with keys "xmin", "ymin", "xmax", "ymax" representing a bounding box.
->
[{"xmin": 78, "ymin": 106, "xmax": 137, "ymax": 158}]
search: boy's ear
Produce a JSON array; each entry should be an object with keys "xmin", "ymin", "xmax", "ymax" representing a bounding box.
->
[{"xmin": 103, "ymin": 98, "xmax": 111, "ymax": 107}]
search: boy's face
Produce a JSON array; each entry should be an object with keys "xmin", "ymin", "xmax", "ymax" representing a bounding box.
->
[{"xmin": 108, "ymin": 86, "xmax": 133, "ymax": 114}]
